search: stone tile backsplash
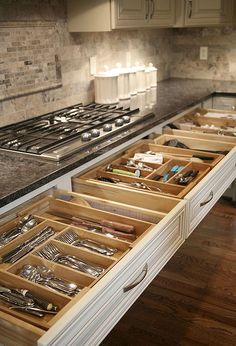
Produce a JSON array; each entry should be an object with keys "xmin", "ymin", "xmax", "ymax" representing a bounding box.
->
[
  {"xmin": 0, "ymin": 22, "xmax": 62, "ymax": 102},
  {"xmin": 0, "ymin": 0, "xmax": 236, "ymax": 127},
  {"xmin": 170, "ymin": 27, "xmax": 236, "ymax": 81}
]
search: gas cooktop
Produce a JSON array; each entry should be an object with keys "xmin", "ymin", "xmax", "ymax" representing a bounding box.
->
[{"xmin": 0, "ymin": 103, "xmax": 153, "ymax": 161}]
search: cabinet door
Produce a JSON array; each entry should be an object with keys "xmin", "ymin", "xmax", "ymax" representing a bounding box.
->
[
  {"xmin": 148, "ymin": 0, "xmax": 176, "ymax": 27},
  {"xmin": 112, "ymin": 0, "xmax": 148, "ymax": 28},
  {"xmin": 184, "ymin": 0, "xmax": 233, "ymax": 26},
  {"xmin": 67, "ymin": 0, "xmax": 112, "ymax": 32}
]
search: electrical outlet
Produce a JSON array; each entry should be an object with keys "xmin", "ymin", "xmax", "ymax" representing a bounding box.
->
[
  {"xmin": 200, "ymin": 46, "xmax": 208, "ymax": 60},
  {"xmin": 90, "ymin": 56, "xmax": 97, "ymax": 75}
]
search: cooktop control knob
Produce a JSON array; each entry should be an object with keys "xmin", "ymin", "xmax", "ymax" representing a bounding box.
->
[
  {"xmin": 115, "ymin": 118, "xmax": 124, "ymax": 127},
  {"xmin": 91, "ymin": 129, "xmax": 100, "ymax": 137},
  {"xmin": 81, "ymin": 132, "xmax": 92, "ymax": 142},
  {"xmin": 103, "ymin": 123, "xmax": 112, "ymax": 132},
  {"xmin": 122, "ymin": 115, "xmax": 131, "ymax": 123}
]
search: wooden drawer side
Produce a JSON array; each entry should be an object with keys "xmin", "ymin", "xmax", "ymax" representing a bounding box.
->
[{"xmin": 0, "ymin": 310, "xmax": 44, "ymax": 346}]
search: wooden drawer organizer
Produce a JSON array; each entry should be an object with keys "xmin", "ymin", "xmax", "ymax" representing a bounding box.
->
[
  {"xmin": 74, "ymin": 141, "xmax": 217, "ymax": 199},
  {"xmin": 164, "ymin": 107, "xmax": 236, "ymax": 138},
  {"xmin": 154, "ymin": 133, "xmax": 236, "ymax": 153},
  {"xmin": 0, "ymin": 191, "xmax": 167, "ymax": 338}
]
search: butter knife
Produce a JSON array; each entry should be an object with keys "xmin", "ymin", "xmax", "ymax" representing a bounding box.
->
[{"xmin": 0, "ymin": 226, "xmax": 54, "ymax": 263}]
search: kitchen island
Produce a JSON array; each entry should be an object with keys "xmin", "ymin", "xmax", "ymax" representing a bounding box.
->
[{"xmin": 1, "ymin": 77, "xmax": 236, "ymax": 215}]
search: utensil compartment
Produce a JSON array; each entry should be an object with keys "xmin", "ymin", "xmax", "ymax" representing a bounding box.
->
[
  {"xmin": 154, "ymin": 134, "xmax": 235, "ymax": 152},
  {"xmin": 77, "ymin": 168, "xmax": 186, "ymax": 198},
  {"xmin": 34, "ymin": 239, "xmax": 116, "ymax": 276},
  {"xmin": 164, "ymin": 107, "xmax": 236, "ymax": 139},
  {"xmin": 54, "ymin": 226, "xmax": 130, "ymax": 260},
  {"xmin": 52, "ymin": 189, "xmax": 166, "ymax": 223},
  {"xmin": 124, "ymin": 141, "xmax": 223, "ymax": 167},
  {"xmin": 0, "ymin": 270, "xmax": 72, "ymax": 330},
  {"xmin": 75, "ymin": 142, "xmax": 211, "ymax": 199},
  {"xmin": 0, "ymin": 215, "xmax": 43, "ymax": 251},
  {"xmin": 35, "ymin": 198, "xmax": 154, "ymax": 243},
  {"xmin": 0, "ymin": 220, "xmax": 66, "ymax": 267},
  {"xmin": 101, "ymin": 156, "xmax": 158, "ymax": 178},
  {"xmin": 147, "ymin": 159, "xmax": 189, "ymax": 183},
  {"xmin": 163, "ymin": 128, "xmax": 236, "ymax": 144},
  {"xmin": 7, "ymin": 253, "xmax": 94, "ymax": 292}
]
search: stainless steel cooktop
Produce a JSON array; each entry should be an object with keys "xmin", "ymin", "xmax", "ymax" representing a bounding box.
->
[{"xmin": 0, "ymin": 103, "xmax": 153, "ymax": 161}]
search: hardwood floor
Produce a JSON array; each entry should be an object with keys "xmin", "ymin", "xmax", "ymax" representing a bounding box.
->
[{"xmin": 102, "ymin": 198, "xmax": 236, "ymax": 346}]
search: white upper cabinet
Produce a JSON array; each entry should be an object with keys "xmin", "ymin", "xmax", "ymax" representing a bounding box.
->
[
  {"xmin": 112, "ymin": 0, "xmax": 176, "ymax": 28},
  {"xmin": 176, "ymin": 0, "xmax": 234, "ymax": 27},
  {"xmin": 67, "ymin": 0, "xmax": 234, "ymax": 32},
  {"xmin": 112, "ymin": 0, "xmax": 147, "ymax": 27},
  {"xmin": 67, "ymin": 0, "xmax": 176, "ymax": 32},
  {"xmin": 150, "ymin": 0, "xmax": 176, "ymax": 27}
]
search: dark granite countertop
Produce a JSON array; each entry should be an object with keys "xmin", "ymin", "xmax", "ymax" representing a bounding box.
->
[{"xmin": 1, "ymin": 78, "xmax": 236, "ymax": 210}]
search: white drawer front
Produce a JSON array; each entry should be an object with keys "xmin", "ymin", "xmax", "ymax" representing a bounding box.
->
[
  {"xmin": 88, "ymin": 218, "xmax": 184, "ymax": 346},
  {"xmin": 185, "ymin": 148, "xmax": 236, "ymax": 237},
  {"xmin": 38, "ymin": 201, "xmax": 186, "ymax": 346}
]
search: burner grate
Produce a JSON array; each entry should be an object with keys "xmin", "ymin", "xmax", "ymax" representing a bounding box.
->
[{"xmin": 0, "ymin": 103, "xmax": 153, "ymax": 160}]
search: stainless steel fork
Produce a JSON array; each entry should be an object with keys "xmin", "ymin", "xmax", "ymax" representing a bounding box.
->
[
  {"xmin": 36, "ymin": 243, "xmax": 60, "ymax": 261},
  {"xmin": 57, "ymin": 230, "xmax": 78, "ymax": 244},
  {"xmin": 36, "ymin": 243, "xmax": 105, "ymax": 277},
  {"xmin": 56, "ymin": 230, "xmax": 118, "ymax": 256}
]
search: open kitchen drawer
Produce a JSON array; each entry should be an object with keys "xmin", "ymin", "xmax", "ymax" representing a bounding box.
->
[
  {"xmin": 0, "ymin": 187, "xmax": 186, "ymax": 345},
  {"xmin": 74, "ymin": 120, "xmax": 236, "ymax": 239},
  {"xmin": 74, "ymin": 145, "xmax": 216, "ymax": 199},
  {"xmin": 163, "ymin": 107, "xmax": 236, "ymax": 137},
  {"xmin": 153, "ymin": 108, "xmax": 236, "ymax": 236}
]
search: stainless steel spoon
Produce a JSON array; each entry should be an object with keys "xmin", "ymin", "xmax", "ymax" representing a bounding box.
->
[
  {"xmin": 0, "ymin": 215, "xmax": 38, "ymax": 247},
  {"xmin": 20, "ymin": 264, "xmax": 79, "ymax": 295}
]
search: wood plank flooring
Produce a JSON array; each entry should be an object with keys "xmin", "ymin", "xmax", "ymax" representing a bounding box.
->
[{"xmin": 101, "ymin": 198, "xmax": 236, "ymax": 346}]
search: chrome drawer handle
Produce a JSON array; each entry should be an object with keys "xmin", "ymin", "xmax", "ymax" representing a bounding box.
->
[
  {"xmin": 123, "ymin": 263, "xmax": 148, "ymax": 293},
  {"xmin": 187, "ymin": 0, "xmax": 192, "ymax": 18},
  {"xmin": 150, "ymin": 0, "xmax": 155, "ymax": 19},
  {"xmin": 145, "ymin": 0, "xmax": 149, "ymax": 19},
  {"xmin": 200, "ymin": 191, "xmax": 214, "ymax": 207}
]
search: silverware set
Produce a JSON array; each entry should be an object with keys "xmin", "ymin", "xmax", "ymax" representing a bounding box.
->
[
  {"xmin": 20, "ymin": 264, "xmax": 80, "ymax": 296},
  {"xmin": 36, "ymin": 243, "xmax": 105, "ymax": 277},
  {"xmin": 0, "ymin": 284, "xmax": 58, "ymax": 317},
  {"xmin": 0, "ymin": 215, "xmax": 38, "ymax": 248},
  {"xmin": 56, "ymin": 230, "xmax": 118, "ymax": 256},
  {"xmin": 0, "ymin": 226, "xmax": 55, "ymax": 263}
]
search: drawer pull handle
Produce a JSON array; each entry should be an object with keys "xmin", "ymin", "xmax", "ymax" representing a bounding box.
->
[
  {"xmin": 187, "ymin": 0, "xmax": 192, "ymax": 18},
  {"xmin": 123, "ymin": 263, "xmax": 148, "ymax": 293},
  {"xmin": 150, "ymin": 0, "xmax": 155, "ymax": 19},
  {"xmin": 200, "ymin": 191, "xmax": 214, "ymax": 207},
  {"xmin": 145, "ymin": 0, "xmax": 149, "ymax": 19}
]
